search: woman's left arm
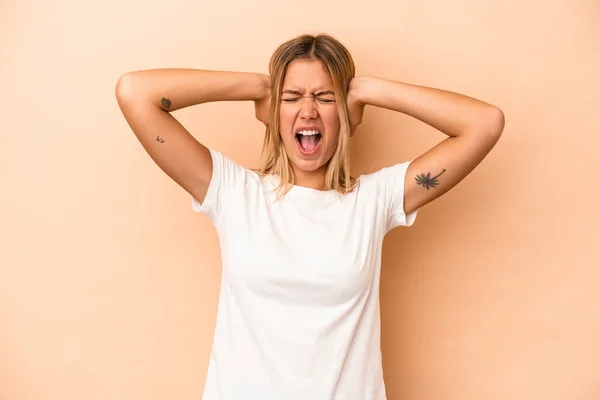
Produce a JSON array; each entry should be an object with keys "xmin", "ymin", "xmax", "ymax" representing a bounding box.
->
[{"xmin": 349, "ymin": 76, "xmax": 505, "ymax": 215}]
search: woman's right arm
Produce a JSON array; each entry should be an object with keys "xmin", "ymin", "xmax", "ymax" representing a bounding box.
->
[{"xmin": 115, "ymin": 69, "xmax": 269, "ymax": 205}]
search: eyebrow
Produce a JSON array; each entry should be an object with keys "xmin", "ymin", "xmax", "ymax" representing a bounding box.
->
[{"xmin": 282, "ymin": 89, "xmax": 335, "ymax": 96}]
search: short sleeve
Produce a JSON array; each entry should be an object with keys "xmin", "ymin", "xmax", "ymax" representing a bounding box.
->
[
  {"xmin": 374, "ymin": 160, "xmax": 419, "ymax": 232},
  {"xmin": 191, "ymin": 148, "xmax": 245, "ymax": 222}
]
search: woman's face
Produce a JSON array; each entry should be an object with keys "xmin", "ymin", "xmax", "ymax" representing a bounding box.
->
[{"xmin": 279, "ymin": 59, "xmax": 340, "ymax": 176}]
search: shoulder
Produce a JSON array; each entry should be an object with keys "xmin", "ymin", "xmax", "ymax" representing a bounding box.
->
[
  {"xmin": 358, "ymin": 160, "xmax": 413, "ymax": 189},
  {"xmin": 191, "ymin": 148, "xmax": 262, "ymax": 217},
  {"xmin": 356, "ymin": 160, "xmax": 419, "ymax": 229},
  {"xmin": 210, "ymin": 149, "xmax": 261, "ymax": 183}
]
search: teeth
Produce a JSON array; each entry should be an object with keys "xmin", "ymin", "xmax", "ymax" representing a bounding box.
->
[{"xmin": 297, "ymin": 130, "xmax": 320, "ymax": 136}]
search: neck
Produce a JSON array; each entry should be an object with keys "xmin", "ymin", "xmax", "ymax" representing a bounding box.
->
[{"xmin": 292, "ymin": 165, "xmax": 328, "ymax": 191}]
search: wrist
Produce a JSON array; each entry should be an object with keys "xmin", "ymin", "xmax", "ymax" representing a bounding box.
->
[
  {"xmin": 255, "ymin": 73, "xmax": 271, "ymax": 101},
  {"xmin": 354, "ymin": 76, "xmax": 382, "ymax": 106}
]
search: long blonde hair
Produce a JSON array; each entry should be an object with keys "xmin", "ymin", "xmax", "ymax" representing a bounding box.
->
[{"xmin": 257, "ymin": 33, "xmax": 358, "ymax": 201}]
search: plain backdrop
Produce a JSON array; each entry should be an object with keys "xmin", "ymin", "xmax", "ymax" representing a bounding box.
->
[{"xmin": 1, "ymin": 0, "xmax": 599, "ymax": 399}]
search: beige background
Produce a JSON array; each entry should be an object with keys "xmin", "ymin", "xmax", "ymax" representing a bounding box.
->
[{"xmin": 1, "ymin": 0, "xmax": 599, "ymax": 399}]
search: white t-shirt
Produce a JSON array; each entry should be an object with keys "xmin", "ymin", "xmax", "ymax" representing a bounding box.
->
[{"xmin": 192, "ymin": 148, "xmax": 418, "ymax": 400}]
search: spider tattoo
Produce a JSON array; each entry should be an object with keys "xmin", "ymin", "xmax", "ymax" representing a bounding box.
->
[{"xmin": 415, "ymin": 169, "xmax": 447, "ymax": 190}]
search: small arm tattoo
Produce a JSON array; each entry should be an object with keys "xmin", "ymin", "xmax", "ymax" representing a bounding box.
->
[
  {"xmin": 161, "ymin": 97, "xmax": 172, "ymax": 110},
  {"xmin": 415, "ymin": 169, "xmax": 446, "ymax": 190},
  {"xmin": 155, "ymin": 136, "xmax": 165, "ymax": 143}
]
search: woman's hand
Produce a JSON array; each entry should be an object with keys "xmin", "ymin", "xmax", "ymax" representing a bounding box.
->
[
  {"xmin": 347, "ymin": 77, "xmax": 367, "ymax": 136},
  {"xmin": 254, "ymin": 74, "xmax": 271, "ymax": 127}
]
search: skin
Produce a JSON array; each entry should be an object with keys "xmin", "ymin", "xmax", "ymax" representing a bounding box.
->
[
  {"xmin": 279, "ymin": 59, "xmax": 342, "ymax": 190},
  {"xmin": 116, "ymin": 65, "xmax": 503, "ymax": 217},
  {"xmin": 156, "ymin": 70, "xmax": 502, "ymax": 216}
]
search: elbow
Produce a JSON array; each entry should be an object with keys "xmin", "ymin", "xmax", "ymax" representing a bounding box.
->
[
  {"xmin": 486, "ymin": 106, "xmax": 505, "ymax": 137},
  {"xmin": 115, "ymin": 72, "xmax": 141, "ymax": 104},
  {"xmin": 463, "ymin": 106, "xmax": 505, "ymax": 141},
  {"xmin": 115, "ymin": 73, "xmax": 132, "ymax": 102},
  {"xmin": 471, "ymin": 106, "xmax": 504, "ymax": 138}
]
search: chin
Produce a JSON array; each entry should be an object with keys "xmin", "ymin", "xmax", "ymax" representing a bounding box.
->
[{"xmin": 292, "ymin": 158, "xmax": 325, "ymax": 172}]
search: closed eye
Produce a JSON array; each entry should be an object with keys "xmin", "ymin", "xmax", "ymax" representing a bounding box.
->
[{"xmin": 282, "ymin": 97, "xmax": 335, "ymax": 103}]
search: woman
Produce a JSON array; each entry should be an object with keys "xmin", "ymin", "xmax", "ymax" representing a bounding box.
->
[{"xmin": 115, "ymin": 33, "xmax": 504, "ymax": 400}]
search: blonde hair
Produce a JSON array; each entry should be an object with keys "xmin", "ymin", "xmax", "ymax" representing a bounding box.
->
[{"xmin": 256, "ymin": 33, "xmax": 358, "ymax": 201}]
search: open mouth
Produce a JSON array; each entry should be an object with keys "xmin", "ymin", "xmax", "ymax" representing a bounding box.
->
[{"xmin": 295, "ymin": 130, "xmax": 322, "ymax": 154}]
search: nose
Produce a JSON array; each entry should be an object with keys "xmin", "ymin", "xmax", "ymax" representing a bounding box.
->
[{"xmin": 299, "ymin": 97, "xmax": 318, "ymax": 119}]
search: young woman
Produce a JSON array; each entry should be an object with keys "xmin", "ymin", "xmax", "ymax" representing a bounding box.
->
[{"xmin": 115, "ymin": 33, "xmax": 504, "ymax": 400}]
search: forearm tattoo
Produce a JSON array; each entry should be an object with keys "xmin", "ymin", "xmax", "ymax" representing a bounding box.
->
[
  {"xmin": 415, "ymin": 169, "xmax": 446, "ymax": 190},
  {"xmin": 161, "ymin": 97, "xmax": 172, "ymax": 110},
  {"xmin": 155, "ymin": 136, "xmax": 165, "ymax": 143}
]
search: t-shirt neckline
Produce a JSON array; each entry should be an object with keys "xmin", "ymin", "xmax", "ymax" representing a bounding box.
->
[{"xmin": 261, "ymin": 174, "xmax": 344, "ymax": 202}]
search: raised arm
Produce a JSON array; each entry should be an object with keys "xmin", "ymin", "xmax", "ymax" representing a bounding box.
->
[
  {"xmin": 115, "ymin": 69, "xmax": 270, "ymax": 204},
  {"xmin": 349, "ymin": 76, "xmax": 505, "ymax": 215}
]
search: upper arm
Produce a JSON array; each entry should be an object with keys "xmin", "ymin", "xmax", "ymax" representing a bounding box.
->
[
  {"xmin": 403, "ymin": 107, "xmax": 505, "ymax": 215},
  {"xmin": 115, "ymin": 73, "xmax": 213, "ymax": 205}
]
